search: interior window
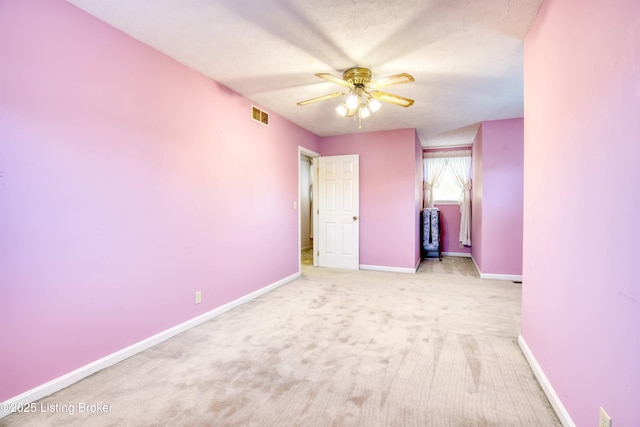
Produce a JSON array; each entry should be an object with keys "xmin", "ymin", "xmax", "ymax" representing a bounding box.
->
[
  {"xmin": 423, "ymin": 150, "xmax": 472, "ymax": 204},
  {"xmin": 433, "ymin": 167, "xmax": 462, "ymax": 202}
]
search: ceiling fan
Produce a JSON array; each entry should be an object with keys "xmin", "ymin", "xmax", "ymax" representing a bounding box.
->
[{"xmin": 297, "ymin": 67, "xmax": 415, "ymax": 121}]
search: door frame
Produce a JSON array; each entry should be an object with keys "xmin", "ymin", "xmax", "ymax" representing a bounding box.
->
[{"xmin": 298, "ymin": 146, "xmax": 320, "ymax": 271}]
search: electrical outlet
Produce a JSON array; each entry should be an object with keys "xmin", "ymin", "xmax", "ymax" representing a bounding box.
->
[
  {"xmin": 195, "ymin": 291, "xmax": 202, "ymax": 305},
  {"xmin": 599, "ymin": 407, "xmax": 611, "ymax": 427}
]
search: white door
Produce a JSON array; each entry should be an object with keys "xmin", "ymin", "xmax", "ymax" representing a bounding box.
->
[{"xmin": 318, "ymin": 155, "xmax": 359, "ymax": 269}]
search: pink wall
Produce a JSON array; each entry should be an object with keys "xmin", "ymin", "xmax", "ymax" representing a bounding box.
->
[
  {"xmin": 471, "ymin": 119, "xmax": 523, "ymax": 276},
  {"xmin": 471, "ymin": 129, "xmax": 484, "ymax": 269},
  {"xmin": 523, "ymin": 0, "xmax": 640, "ymax": 425},
  {"xmin": 0, "ymin": 0, "xmax": 319, "ymax": 401},
  {"xmin": 321, "ymin": 129, "xmax": 420, "ymax": 270},
  {"xmin": 434, "ymin": 204, "xmax": 472, "ymax": 255},
  {"xmin": 414, "ymin": 133, "xmax": 423, "ymax": 265}
]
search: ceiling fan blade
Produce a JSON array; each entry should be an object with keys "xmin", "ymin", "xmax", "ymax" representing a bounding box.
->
[
  {"xmin": 296, "ymin": 91, "xmax": 346, "ymax": 106},
  {"xmin": 315, "ymin": 73, "xmax": 353, "ymax": 87},
  {"xmin": 371, "ymin": 91, "xmax": 415, "ymax": 108},
  {"xmin": 368, "ymin": 73, "xmax": 415, "ymax": 89}
]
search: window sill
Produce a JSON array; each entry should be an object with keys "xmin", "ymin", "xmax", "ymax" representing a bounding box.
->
[{"xmin": 434, "ymin": 201, "xmax": 460, "ymax": 205}]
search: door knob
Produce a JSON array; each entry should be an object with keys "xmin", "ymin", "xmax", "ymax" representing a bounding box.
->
[{"xmin": 353, "ymin": 215, "xmax": 358, "ymax": 221}]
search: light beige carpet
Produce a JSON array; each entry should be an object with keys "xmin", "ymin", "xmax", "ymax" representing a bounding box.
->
[
  {"xmin": 302, "ymin": 247, "xmax": 314, "ymax": 265},
  {"xmin": 3, "ymin": 258, "xmax": 560, "ymax": 426}
]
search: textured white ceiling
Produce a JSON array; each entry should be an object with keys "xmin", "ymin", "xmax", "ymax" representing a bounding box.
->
[{"xmin": 65, "ymin": 0, "xmax": 542, "ymax": 147}]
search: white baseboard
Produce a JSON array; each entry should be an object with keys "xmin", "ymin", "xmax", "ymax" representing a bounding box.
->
[
  {"xmin": 0, "ymin": 272, "xmax": 300, "ymax": 420},
  {"xmin": 442, "ymin": 252, "xmax": 472, "ymax": 257},
  {"xmin": 518, "ymin": 335, "xmax": 575, "ymax": 427},
  {"xmin": 470, "ymin": 255, "xmax": 482, "ymax": 277},
  {"xmin": 470, "ymin": 255, "xmax": 522, "ymax": 281},
  {"xmin": 359, "ymin": 264, "xmax": 417, "ymax": 274},
  {"xmin": 480, "ymin": 272, "xmax": 523, "ymax": 281}
]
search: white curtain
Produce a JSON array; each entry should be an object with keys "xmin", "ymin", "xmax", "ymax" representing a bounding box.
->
[
  {"xmin": 448, "ymin": 156, "xmax": 472, "ymax": 246},
  {"xmin": 423, "ymin": 157, "xmax": 447, "ymax": 208}
]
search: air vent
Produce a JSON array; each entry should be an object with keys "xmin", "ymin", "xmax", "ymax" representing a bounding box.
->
[{"xmin": 251, "ymin": 106, "xmax": 269, "ymax": 126}]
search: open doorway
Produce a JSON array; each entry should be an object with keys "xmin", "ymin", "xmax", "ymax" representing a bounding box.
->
[{"xmin": 299, "ymin": 147, "xmax": 319, "ymax": 270}]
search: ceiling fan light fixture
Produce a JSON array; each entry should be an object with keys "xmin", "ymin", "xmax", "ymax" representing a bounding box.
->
[
  {"xmin": 335, "ymin": 102, "xmax": 349, "ymax": 117},
  {"xmin": 359, "ymin": 105, "xmax": 371, "ymax": 119},
  {"xmin": 345, "ymin": 94, "xmax": 359, "ymax": 110},
  {"xmin": 368, "ymin": 98, "xmax": 381, "ymax": 113},
  {"xmin": 297, "ymin": 67, "xmax": 415, "ymax": 125}
]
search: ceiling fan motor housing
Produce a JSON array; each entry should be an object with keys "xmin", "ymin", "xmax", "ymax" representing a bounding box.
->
[{"xmin": 343, "ymin": 67, "xmax": 372, "ymax": 86}]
